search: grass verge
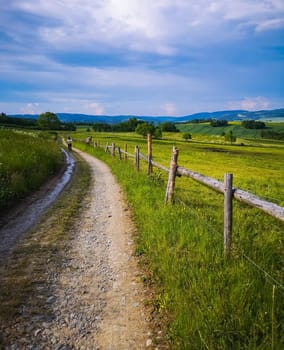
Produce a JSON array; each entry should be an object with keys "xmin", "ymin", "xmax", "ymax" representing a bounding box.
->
[
  {"xmin": 0, "ymin": 151, "xmax": 91, "ymax": 347},
  {"xmin": 0, "ymin": 129, "xmax": 64, "ymax": 210},
  {"xmin": 74, "ymin": 140, "xmax": 284, "ymax": 350}
]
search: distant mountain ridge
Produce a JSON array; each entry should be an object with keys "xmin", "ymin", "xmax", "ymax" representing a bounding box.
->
[{"xmin": 10, "ymin": 108, "xmax": 284, "ymax": 124}]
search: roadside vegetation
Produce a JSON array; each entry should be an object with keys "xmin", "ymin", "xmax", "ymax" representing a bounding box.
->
[
  {"xmin": 0, "ymin": 152, "xmax": 91, "ymax": 343},
  {"xmin": 1, "ymin": 117, "xmax": 283, "ymax": 348},
  {"xmin": 72, "ymin": 130, "xmax": 284, "ymax": 349},
  {"xmin": 0, "ymin": 129, "xmax": 63, "ymax": 210}
]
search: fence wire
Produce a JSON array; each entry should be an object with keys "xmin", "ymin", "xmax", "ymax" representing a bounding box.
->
[
  {"xmin": 86, "ymin": 139, "xmax": 284, "ymax": 293},
  {"xmin": 175, "ymin": 192, "xmax": 284, "ymax": 295}
]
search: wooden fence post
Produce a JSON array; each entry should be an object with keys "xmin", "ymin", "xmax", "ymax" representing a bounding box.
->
[
  {"xmin": 224, "ymin": 173, "xmax": 233, "ymax": 258},
  {"xmin": 135, "ymin": 145, "xmax": 140, "ymax": 170},
  {"xmin": 147, "ymin": 133, "xmax": 153, "ymax": 175},
  {"xmin": 112, "ymin": 143, "xmax": 115, "ymax": 156},
  {"xmin": 124, "ymin": 144, "xmax": 128, "ymax": 160},
  {"xmin": 105, "ymin": 142, "xmax": 109, "ymax": 152},
  {"xmin": 165, "ymin": 147, "xmax": 179, "ymax": 203},
  {"xmin": 118, "ymin": 147, "xmax": 122, "ymax": 160}
]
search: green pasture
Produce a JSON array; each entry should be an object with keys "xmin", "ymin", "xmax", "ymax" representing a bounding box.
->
[
  {"xmin": 73, "ymin": 131, "xmax": 284, "ymax": 349},
  {"xmin": 0, "ymin": 129, "xmax": 63, "ymax": 209},
  {"xmin": 72, "ymin": 129, "xmax": 284, "ymax": 206},
  {"xmin": 177, "ymin": 121, "xmax": 284, "ymax": 140}
]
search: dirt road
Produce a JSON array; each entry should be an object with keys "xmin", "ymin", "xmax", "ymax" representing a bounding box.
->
[
  {"xmin": 56, "ymin": 148, "xmax": 152, "ymax": 349},
  {"xmin": 0, "ymin": 149, "xmax": 75, "ymax": 264},
  {"xmin": 1, "ymin": 149, "xmax": 154, "ymax": 349}
]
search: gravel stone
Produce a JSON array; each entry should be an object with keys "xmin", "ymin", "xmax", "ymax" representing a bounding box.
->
[{"xmin": 0, "ymin": 148, "xmax": 153, "ymax": 350}]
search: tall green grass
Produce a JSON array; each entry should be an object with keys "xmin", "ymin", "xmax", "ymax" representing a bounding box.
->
[
  {"xmin": 73, "ymin": 133, "xmax": 284, "ymax": 349},
  {"xmin": 73, "ymin": 130, "xmax": 284, "ymax": 206},
  {"xmin": 0, "ymin": 129, "xmax": 63, "ymax": 209}
]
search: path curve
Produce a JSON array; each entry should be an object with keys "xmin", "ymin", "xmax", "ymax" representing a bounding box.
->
[
  {"xmin": 46, "ymin": 148, "xmax": 152, "ymax": 349},
  {"xmin": 0, "ymin": 149, "xmax": 75, "ymax": 263}
]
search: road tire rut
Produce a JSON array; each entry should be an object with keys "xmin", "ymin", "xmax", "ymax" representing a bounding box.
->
[{"xmin": 1, "ymin": 149, "xmax": 153, "ymax": 349}]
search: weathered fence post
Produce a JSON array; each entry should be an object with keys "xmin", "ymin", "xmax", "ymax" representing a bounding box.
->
[
  {"xmin": 135, "ymin": 145, "xmax": 140, "ymax": 170},
  {"xmin": 112, "ymin": 143, "xmax": 115, "ymax": 156},
  {"xmin": 147, "ymin": 133, "xmax": 153, "ymax": 175},
  {"xmin": 124, "ymin": 144, "xmax": 128, "ymax": 160},
  {"xmin": 118, "ymin": 147, "xmax": 122, "ymax": 160},
  {"xmin": 105, "ymin": 142, "xmax": 109, "ymax": 152},
  {"xmin": 165, "ymin": 147, "xmax": 179, "ymax": 203},
  {"xmin": 224, "ymin": 173, "xmax": 233, "ymax": 258}
]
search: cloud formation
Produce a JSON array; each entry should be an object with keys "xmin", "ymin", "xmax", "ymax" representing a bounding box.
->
[
  {"xmin": 228, "ymin": 97, "xmax": 270, "ymax": 111},
  {"xmin": 0, "ymin": 0, "xmax": 283, "ymax": 115}
]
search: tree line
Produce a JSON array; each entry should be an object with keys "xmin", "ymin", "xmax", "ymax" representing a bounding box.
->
[
  {"xmin": 91, "ymin": 118, "xmax": 179, "ymax": 138},
  {"xmin": 0, "ymin": 112, "xmax": 76, "ymax": 131},
  {"xmin": 1, "ymin": 113, "xmax": 180, "ymax": 137},
  {"xmin": 181, "ymin": 118, "xmax": 267, "ymax": 130}
]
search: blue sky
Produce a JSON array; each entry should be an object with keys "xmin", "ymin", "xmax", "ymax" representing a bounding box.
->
[{"xmin": 0, "ymin": 0, "xmax": 284, "ymax": 116}]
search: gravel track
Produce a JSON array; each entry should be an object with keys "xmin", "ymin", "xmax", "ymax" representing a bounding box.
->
[{"xmin": 1, "ymin": 149, "xmax": 154, "ymax": 349}]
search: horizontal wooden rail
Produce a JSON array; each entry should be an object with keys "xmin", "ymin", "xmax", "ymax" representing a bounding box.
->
[
  {"xmin": 177, "ymin": 166, "xmax": 284, "ymax": 222},
  {"xmin": 138, "ymin": 152, "xmax": 170, "ymax": 173},
  {"xmin": 138, "ymin": 152, "xmax": 148, "ymax": 162},
  {"xmin": 177, "ymin": 166, "xmax": 225, "ymax": 193},
  {"xmin": 233, "ymin": 188, "xmax": 284, "ymax": 222},
  {"xmin": 93, "ymin": 139, "xmax": 284, "ymax": 223},
  {"xmin": 120, "ymin": 150, "xmax": 135, "ymax": 158},
  {"xmin": 151, "ymin": 160, "xmax": 170, "ymax": 173},
  {"xmin": 105, "ymin": 145, "xmax": 135, "ymax": 158}
]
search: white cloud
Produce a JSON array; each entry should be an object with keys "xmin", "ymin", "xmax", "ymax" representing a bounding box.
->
[
  {"xmin": 228, "ymin": 97, "xmax": 270, "ymax": 111},
  {"xmin": 255, "ymin": 18, "xmax": 284, "ymax": 32},
  {"xmin": 162, "ymin": 103, "xmax": 177, "ymax": 115},
  {"xmin": 1, "ymin": 1, "xmax": 283, "ymax": 116},
  {"xmin": 20, "ymin": 103, "xmax": 41, "ymax": 114},
  {"xmin": 85, "ymin": 102, "xmax": 104, "ymax": 115},
  {"xmin": 7, "ymin": 0, "xmax": 283, "ymax": 55}
]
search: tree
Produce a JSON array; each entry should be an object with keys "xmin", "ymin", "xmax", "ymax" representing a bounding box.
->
[
  {"xmin": 153, "ymin": 126, "xmax": 162, "ymax": 139},
  {"xmin": 92, "ymin": 122, "xmax": 112, "ymax": 132},
  {"xmin": 113, "ymin": 118, "xmax": 143, "ymax": 132},
  {"xmin": 136, "ymin": 123, "xmax": 153, "ymax": 137},
  {"xmin": 211, "ymin": 119, "xmax": 228, "ymax": 127},
  {"xmin": 224, "ymin": 130, "xmax": 236, "ymax": 144},
  {"xmin": 61, "ymin": 122, "xmax": 76, "ymax": 131},
  {"xmin": 161, "ymin": 122, "xmax": 179, "ymax": 132},
  {"xmin": 241, "ymin": 120, "xmax": 265, "ymax": 129},
  {"xmin": 0, "ymin": 112, "xmax": 8, "ymax": 122},
  {"xmin": 38, "ymin": 112, "xmax": 61, "ymax": 130},
  {"xmin": 0, "ymin": 113, "xmax": 38, "ymax": 127},
  {"xmin": 135, "ymin": 122, "xmax": 162, "ymax": 139},
  {"xmin": 182, "ymin": 132, "xmax": 192, "ymax": 141}
]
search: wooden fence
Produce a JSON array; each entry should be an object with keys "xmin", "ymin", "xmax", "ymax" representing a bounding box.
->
[{"xmin": 90, "ymin": 135, "xmax": 284, "ymax": 257}]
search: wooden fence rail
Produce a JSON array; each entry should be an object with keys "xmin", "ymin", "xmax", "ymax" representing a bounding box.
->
[
  {"xmin": 92, "ymin": 136, "xmax": 284, "ymax": 256},
  {"xmin": 176, "ymin": 165, "xmax": 284, "ymax": 222}
]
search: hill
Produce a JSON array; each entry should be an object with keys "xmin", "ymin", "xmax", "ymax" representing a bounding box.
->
[{"xmin": 8, "ymin": 108, "xmax": 284, "ymax": 124}]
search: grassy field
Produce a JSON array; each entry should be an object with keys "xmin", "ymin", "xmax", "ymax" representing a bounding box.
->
[
  {"xmin": 1, "ymin": 125, "xmax": 283, "ymax": 348},
  {"xmin": 72, "ymin": 128, "xmax": 284, "ymax": 205},
  {"xmin": 177, "ymin": 121, "xmax": 284, "ymax": 140},
  {"xmin": 0, "ymin": 129, "xmax": 63, "ymax": 210},
  {"xmin": 72, "ymin": 129, "xmax": 284, "ymax": 349}
]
